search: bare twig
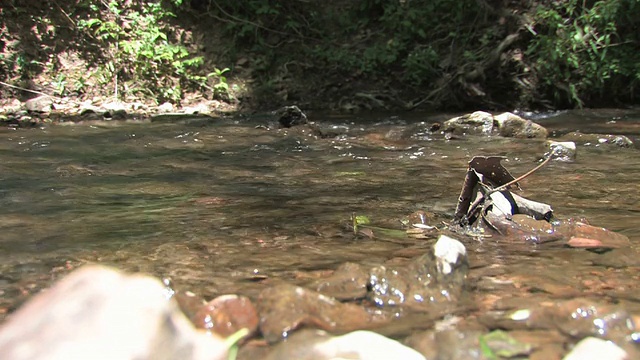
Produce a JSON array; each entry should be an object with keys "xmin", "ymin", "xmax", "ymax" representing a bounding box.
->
[
  {"xmin": 0, "ymin": 81, "xmax": 60, "ymax": 99},
  {"xmin": 487, "ymin": 153, "xmax": 554, "ymax": 196}
]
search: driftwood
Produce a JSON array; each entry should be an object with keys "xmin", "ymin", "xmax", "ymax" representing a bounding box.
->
[{"xmin": 453, "ymin": 155, "xmax": 554, "ymax": 227}]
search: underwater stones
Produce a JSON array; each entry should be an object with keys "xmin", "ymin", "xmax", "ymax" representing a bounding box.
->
[
  {"xmin": 368, "ymin": 235, "xmax": 468, "ymax": 307},
  {"xmin": 257, "ymin": 284, "xmax": 387, "ymax": 343},
  {"xmin": 566, "ymin": 222, "xmax": 630, "ymax": 249},
  {"xmin": 494, "ymin": 112, "xmax": 548, "ymax": 138},
  {"xmin": 560, "ymin": 131, "xmax": 633, "ymax": 147},
  {"xmin": 310, "ymin": 262, "xmax": 369, "ymax": 300},
  {"xmin": 0, "ymin": 265, "xmax": 228, "ymax": 360},
  {"xmin": 265, "ymin": 329, "xmax": 426, "ymax": 360},
  {"xmin": 192, "ymin": 294, "xmax": 259, "ymax": 339}
]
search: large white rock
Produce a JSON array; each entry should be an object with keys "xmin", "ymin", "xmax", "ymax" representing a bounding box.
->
[
  {"xmin": 562, "ymin": 337, "xmax": 627, "ymax": 360},
  {"xmin": 0, "ymin": 265, "xmax": 228, "ymax": 360},
  {"xmin": 266, "ymin": 329, "xmax": 426, "ymax": 360}
]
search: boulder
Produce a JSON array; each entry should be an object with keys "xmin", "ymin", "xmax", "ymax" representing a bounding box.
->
[
  {"xmin": 443, "ymin": 111, "xmax": 494, "ymax": 136},
  {"xmin": 494, "ymin": 112, "xmax": 548, "ymax": 138},
  {"xmin": 547, "ymin": 141, "xmax": 577, "ymax": 161},
  {"xmin": 24, "ymin": 96, "xmax": 53, "ymax": 113},
  {"xmin": 0, "ymin": 265, "xmax": 228, "ymax": 360}
]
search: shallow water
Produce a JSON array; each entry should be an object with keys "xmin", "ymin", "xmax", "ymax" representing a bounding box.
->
[{"xmin": 1, "ymin": 109, "xmax": 639, "ymax": 355}]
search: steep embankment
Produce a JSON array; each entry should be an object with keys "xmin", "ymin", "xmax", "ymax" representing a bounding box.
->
[{"xmin": 1, "ymin": 0, "xmax": 638, "ymax": 114}]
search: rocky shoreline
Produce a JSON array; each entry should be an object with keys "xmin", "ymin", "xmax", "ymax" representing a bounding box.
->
[{"xmin": 0, "ymin": 95, "xmax": 238, "ymax": 127}]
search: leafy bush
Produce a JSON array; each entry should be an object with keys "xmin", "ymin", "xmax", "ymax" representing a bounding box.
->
[
  {"xmin": 525, "ymin": 0, "xmax": 640, "ymax": 107},
  {"xmin": 77, "ymin": 0, "xmax": 208, "ymax": 102}
]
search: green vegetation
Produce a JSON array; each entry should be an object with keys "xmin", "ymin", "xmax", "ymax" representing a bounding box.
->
[
  {"xmin": 0, "ymin": 0, "xmax": 638, "ymax": 109},
  {"xmin": 75, "ymin": 0, "xmax": 205, "ymax": 102},
  {"xmin": 526, "ymin": 0, "xmax": 640, "ymax": 107}
]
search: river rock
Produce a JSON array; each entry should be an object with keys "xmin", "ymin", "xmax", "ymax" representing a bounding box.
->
[
  {"xmin": 265, "ymin": 329, "xmax": 426, "ymax": 360},
  {"xmin": 158, "ymin": 102, "xmax": 175, "ymax": 113},
  {"xmin": 565, "ymin": 222, "xmax": 630, "ymax": 249},
  {"xmin": 276, "ymin": 105, "xmax": 308, "ymax": 127},
  {"xmin": 560, "ymin": 131, "xmax": 633, "ymax": 147},
  {"xmin": 443, "ymin": 111, "xmax": 494, "ymax": 135},
  {"xmin": 494, "ymin": 112, "xmax": 548, "ymax": 138},
  {"xmin": 547, "ymin": 141, "xmax": 577, "ymax": 161},
  {"xmin": 368, "ymin": 235, "xmax": 468, "ymax": 307},
  {"xmin": 0, "ymin": 265, "xmax": 228, "ymax": 360},
  {"xmin": 257, "ymin": 284, "xmax": 389, "ymax": 343},
  {"xmin": 310, "ymin": 262, "xmax": 369, "ymax": 300},
  {"xmin": 24, "ymin": 96, "xmax": 53, "ymax": 113},
  {"xmin": 102, "ymin": 101, "xmax": 128, "ymax": 119},
  {"xmin": 551, "ymin": 299, "xmax": 637, "ymax": 343},
  {"xmin": 192, "ymin": 294, "xmax": 259, "ymax": 339},
  {"xmin": 562, "ymin": 337, "xmax": 627, "ymax": 360}
]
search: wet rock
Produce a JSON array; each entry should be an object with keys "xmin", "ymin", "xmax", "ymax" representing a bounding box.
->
[
  {"xmin": 24, "ymin": 96, "xmax": 53, "ymax": 113},
  {"xmin": 265, "ymin": 329, "xmax": 426, "ymax": 360},
  {"xmin": 547, "ymin": 141, "xmax": 577, "ymax": 161},
  {"xmin": 192, "ymin": 294, "xmax": 259, "ymax": 339},
  {"xmin": 443, "ymin": 111, "xmax": 494, "ymax": 136},
  {"xmin": 590, "ymin": 248, "xmax": 640, "ymax": 268},
  {"xmin": 563, "ymin": 337, "xmax": 627, "ymax": 360},
  {"xmin": 0, "ymin": 265, "xmax": 228, "ymax": 360},
  {"xmin": 276, "ymin": 105, "xmax": 308, "ymax": 128},
  {"xmin": 368, "ymin": 235, "xmax": 468, "ymax": 307},
  {"xmin": 495, "ymin": 112, "xmax": 548, "ymax": 138},
  {"xmin": 481, "ymin": 329, "xmax": 533, "ymax": 358},
  {"xmin": 565, "ymin": 222, "xmax": 630, "ymax": 249},
  {"xmin": 552, "ymin": 299, "xmax": 637, "ymax": 344},
  {"xmin": 310, "ymin": 262, "xmax": 369, "ymax": 300},
  {"xmin": 173, "ymin": 289, "xmax": 207, "ymax": 320},
  {"xmin": 560, "ymin": 131, "xmax": 633, "ymax": 147},
  {"xmin": 257, "ymin": 284, "xmax": 388, "ymax": 343}
]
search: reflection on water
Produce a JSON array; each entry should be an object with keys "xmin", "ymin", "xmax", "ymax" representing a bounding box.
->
[{"xmin": 1, "ymin": 109, "xmax": 639, "ymax": 344}]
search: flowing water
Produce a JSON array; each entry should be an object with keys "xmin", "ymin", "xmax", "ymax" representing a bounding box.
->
[{"xmin": 1, "ymin": 109, "xmax": 639, "ymax": 356}]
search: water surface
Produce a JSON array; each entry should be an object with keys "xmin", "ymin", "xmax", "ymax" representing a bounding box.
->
[{"xmin": 1, "ymin": 109, "xmax": 639, "ymax": 354}]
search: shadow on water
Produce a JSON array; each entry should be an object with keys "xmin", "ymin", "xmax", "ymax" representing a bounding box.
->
[{"xmin": 1, "ymin": 109, "xmax": 639, "ymax": 355}]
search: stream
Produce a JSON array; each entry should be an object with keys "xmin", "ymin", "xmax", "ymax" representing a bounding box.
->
[{"xmin": 1, "ymin": 108, "xmax": 639, "ymax": 358}]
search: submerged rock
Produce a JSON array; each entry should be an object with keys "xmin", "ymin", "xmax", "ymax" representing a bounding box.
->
[
  {"xmin": 368, "ymin": 235, "xmax": 468, "ymax": 307},
  {"xmin": 0, "ymin": 265, "xmax": 228, "ymax": 360},
  {"xmin": 560, "ymin": 131, "xmax": 633, "ymax": 147},
  {"xmin": 265, "ymin": 329, "xmax": 426, "ymax": 360},
  {"xmin": 257, "ymin": 284, "xmax": 389, "ymax": 343},
  {"xmin": 310, "ymin": 262, "xmax": 369, "ymax": 300},
  {"xmin": 192, "ymin": 294, "xmax": 259, "ymax": 340}
]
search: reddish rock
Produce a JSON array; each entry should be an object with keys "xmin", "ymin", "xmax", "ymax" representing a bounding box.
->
[
  {"xmin": 193, "ymin": 294, "xmax": 259, "ymax": 339},
  {"xmin": 567, "ymin": 222, "xmax": 630, "ymax": 248},
  {"xmin": 257, "ymin": 284, "xmax": 389, "ymax": 343}
]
